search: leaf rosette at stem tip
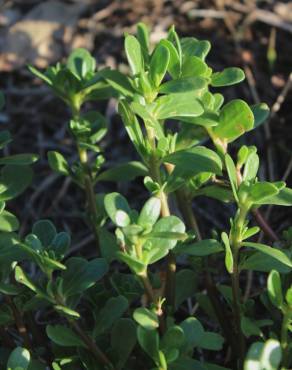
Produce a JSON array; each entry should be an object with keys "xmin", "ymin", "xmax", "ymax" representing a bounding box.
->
[
  {"xmin": 104, "ymin": 192, "xmax": 186, "ymax": 274},
  {"xmin": 29, "ymin": 48, "xmax": 114, "ymax": 111}
]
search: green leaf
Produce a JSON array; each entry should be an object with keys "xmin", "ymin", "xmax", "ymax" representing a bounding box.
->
[
  {"xmin": 67, "ymin": 48, "xmax": 96, "ymax": 80},
  {"xmin": 241, "ymin": 316, "xmax": 263, "ymax": 338},
  {"xmin": 96, "ymin": 161, "xmax": 148, "ymax": 182},
  {"xmin": 47, "ymin": 151, "xmax": 70, "ymax": 176},
  {"xmin": 175, "ymin": 269, "xmax": 198, "ymax": 308},
  {"xmin": 104, "ymin": 192, "xmax": 131, "ymax": 227},
  {"xmin": 130, "ymin": 102, "xmax": 165, "ymax": 140},
  {"xmin": 225, "ymin": 154, "xmax": 239, "ymax": 202},
  {"xmin": 181, "ymin": 56, "xmax": 208, "ymax": 77},
  {"xmin": 0, "ymin": 130, "xmax": 12, "ymax": 149},
  {"xmin": 222, "ymin": 232, "xmax": 233, "ymax": 273},
  {"xmin": 255, "ymin": 187, "xmax": 292, "ymax": 206},
  {"xmin": 15, "ymin": 266, "xmax": 51, "ymax": 300},
  {"xmin": 243, "ymin": 151, "xmax": 259, "ymax": 181},
  {"xmin": 242, "ymin": 242, "xmax": 292, "ymax": 268},
  {"xmin": 138, "ymin": 197, "xmax": 161, "ymax": 229},
  {"xmin": 32, "ymin": 219, "xmax": 57, "ymax": 247},
  {"xmin": 161, "ymin": 325, "xmax": 185, "ymax": 350},
  {"xmin": 267, "ymin": 270, "xmax": 283, "ymax": 308},
  {"xmin": 0, "ymin": 210, "xmax": 19, "ymax": 232},
  {"xmin": 244, "ymin": 339, "xmax": 282, "ymax": 370},
  {"xmin": 154, "ymin": 93, "xmax": 204, "ymax": 119},
  {"xmin": 241, "ymin": 250, "xmax": 292, "ymax": 274},
  {"xmin": 199, "ymin": 332, "xmax": 224, "ymax": 351},
  {"xmin": 54, "ymin": 305, "xmax": 80, "ymax": 319},
  {"xmin": 99, "ymin": 69, "xmax": 135, "ymax": 98},
  {"xmin": 159, "ymin": 76, "xmax": 207, "ymax": 94},
  {"xmin": 94, "ymin": 295, "xmax": 129, "ymax": 335},
  {"xmin": 180, "ymin": 37, "xmax": 211, "ymax": 60},
  {"xmin": 46, "ymin": 324, "xmax": 86, "ymax": 348},
  {"xmin": 180, "ymin": 317, "xmax": 205, "ymax": 351},
  {"xmin": 211, "ymin": 68, "xmax": 245, "ymax": 87},
  {"xmin": 248, "ymin": 182, "xmax": 279, "ymax": 203},
  {"xmin": 99, "ymin": 227, "xmax": 119, "ymax": 263},
  {"xmin": 149, "ymin": 44, "xmax": 170, "ymax": 87},
  {"xmin": 237, "ymin": 145, "xmax": 249, "ymax": 167},
  {"xmin": 145, "ymin": 216, "xmax": 185, "ymax": 251},
  {"xmin": 62, "ymin": 257, "xmax": 108, "ymax": 297},
  {"xmin": 164, "ymin": 146, "xmax": 222, "ymax": 176},
  {"xmin": 179, "ymin": 111, "xmax": 219, "ymax": 128},
  {"xmin": 160, "ymin": 39, "xmax": 180, "ymax": 79},
  {"xmin": 213, "ymin": 99, "xmax": 254, "ymax": 143},
  {"xmin": 137, "ymin": 326, "xmax": 159, "ymax": 363},
  {"xmin": 117, "ymin": 252, "xmax": 146, "ymax": 274},
  {"xmin": 286, "ymin": 286, "xmax": 292, "ymax": 305},
  {"xmin": 168, "ymin": 26, "xmax": 182, "ymax": 66},
  {"xmin": 137, "ymin": 22, "xmax": 150, "ymax": 63},
  {"xmin": 111, "ymin": 318, "xmax": 137, "ymax": 370},
  {"xmin": 242, "ymin": 226, "xmax": 260, "ymax": 240},
  {"xmin": 0, "ymin": 165, "xmax": 33, "ymax": 201},
  {"xmin": 0, "ymin": 154, "xmax": 38, "ymax": 165},
  {"xmin": 251, "ymin": 103, "xmax": 269, "ymax": 128},
  {"xmin": 28, "ymin": 65, "xmax": 53, "ymax": 86},
  {"xmin": 7, "ymin": 347, "xmax": 30, "ymax": 370},
  {"xmin": 194, "ymin": 185, "xmax": 233, "ymax": 203},
  {"xmin": 213, "ymin": 93, "xmax": 224, "ymax": 111},
  {"xmin": 133, "ymin": 307, "xmax": 159, "ymax": 330},
  {"xmin": 177, "ymin": 239, "xmax": 223, "ymax": 256},
  {"xmin": 51, "ymin": 231, "xmax": 71, "ymax": 258},
  {"xmin": 125, "ymin": 35, "xmax": 144, "ymax": 75},
  {"xmin": 118, "ymin": 101, "xmax": 146, "ymax": 158}
]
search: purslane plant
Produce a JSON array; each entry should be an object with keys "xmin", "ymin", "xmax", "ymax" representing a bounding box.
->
[{"xmin": 0, "ymin": 23, "xmax": 291, "ymax": 370}]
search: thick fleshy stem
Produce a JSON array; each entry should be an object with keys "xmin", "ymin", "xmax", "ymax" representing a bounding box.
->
[
  {"xmin": 146, "ymin": 126, "xmax": 176, "ymax": 311},
  {"xmin": 72, "ymin": 105, "xmax": 100, "ymax": 254},
  {"xmin": 71, "ymin": 320, "xmax": 115, "ymax": 369},
  {"xmin": 281, "ymin": 307, "xmax": 292, "ymax": 368}
]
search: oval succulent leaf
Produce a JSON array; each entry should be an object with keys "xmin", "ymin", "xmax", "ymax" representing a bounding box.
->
[
  {"xmin": 248, "ymin": 182, "xmax": 279, "ymax": 204},
  {"xmin": 67, "ymin": 48, "xmax": 96, "ymax": 80},
  {"xmin": 164, "ymin": 146, "xmax": 222, "ymax": 175},
  {"xmin": 213, "ymin": 99, "xmax": 254, "ymax": 143},
  {"xmin": 177, "ymin": 239, "xmax": 223, "ymax": 256},
  {"xmin": 267, "ymin": 270, "xmax": 283, "ymax": 308},
  {"xmin": 251, "ymin": 103, "xmax": 270, "ymax": 128},
  {"xmin": 242, "ymin": 242, "xmax": 292, "ymax": 268},
  {"xmin": 104, "ymin": 192, "xmax": 131, "ymax": 227},
  {"xmin": 138, "ymin": 197, "xmax": 161, "ymax": 229},
  {"xmin": 159, "ymin": 76, "xmax": 207, "ymax": 94},
  {"xmin": 7, "ymin": 347, "xmax": 30, "ymax": 370},
  {"xmin": 244, "ymin": 339, "xmax": 282, "ymax": 370},
  {"xmin": 150, "ymin": 43, "xmax": 170, "ymax": 87},
  {"xmin": 0, "ymin": 154, "xmax": 38, "ymax": 166},
  {"xmin": 211, "ymin": 67, "xmax": 245, "ymax": 87},
  {"xmin": 133, "ymin": 307, "xmax": 159, "ymax": 330},
  {"xmin": 154, "ymin": 93, "xmax": 204, "ymax": 119},
  {"xmin": 180, "ymin": 37, "xmax": 211, "ymax": 60},
  {"xmin": 46, "ymin": 324, "xmax": 86, "ymax": 348},
  {"xmin": 125, "ymin": 35, "xmax": 144, "ymax": 75}
]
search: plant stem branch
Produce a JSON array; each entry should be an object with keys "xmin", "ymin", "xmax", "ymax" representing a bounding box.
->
[
  {"xmin": 5, "ymin": 296, "xmax": 32, "ymax": 349},
  {"xmin": 71, "ymin": 320, "xmax": 114, "ymax": 369},
  {"xmin": 0, "ymin": 326, "xmax": 15, "ymax": 348},
  {"xmin": 281, "ymin": 308, "xmax": 291, "ymax": 368},
  {"xmin": 78, "ymin": 146, "xmax": 100, "ymax": 248},
  {"xmin": 252, "ymin": 208, "xmax": 279, "ymax": 242},
  {"xmin": 230, "ymin": 206, "xmax": 248, "ymax": 368},
  {"xmin": 146, "ymin": 127, "xmax": 176, "ymax": 310},
  {"xmin": 230, "ymin": 249, "xmax": 244, "ymax": 368},
  {"xmin": 71, "ymin": 105, "xmax": 100, "ymax": 253}
]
